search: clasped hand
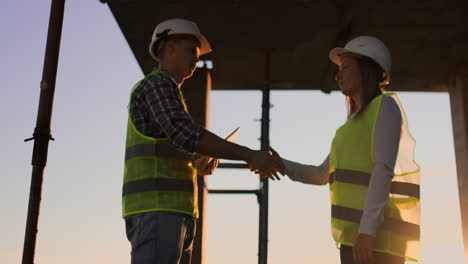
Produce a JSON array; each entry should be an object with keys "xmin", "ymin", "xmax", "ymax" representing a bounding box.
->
[
  {"xmin": 193, "ymin": 155, "xmax": 219, "ymax": 175},
  {"xmin": 248, "ymin": 147, "xmax": 285, "ymax": 180}
]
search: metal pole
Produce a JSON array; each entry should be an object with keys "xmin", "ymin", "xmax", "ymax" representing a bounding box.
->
[
  {"xmin": 448, "ymin": 68, "xmax": 468, "ymax": 262},
  {"xmin": 258, "ymin": 50, "xmax": 272, "ymax": 264},
  {"xmin": 22, "ymin": 0, "xmax": 65, "ymax": 263},
  {"xmin": 183, "ymin": 68, "xmax": 211, "ymax": 264}
]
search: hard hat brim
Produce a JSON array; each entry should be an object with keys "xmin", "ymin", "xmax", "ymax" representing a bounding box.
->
[
  {"xmin": 329, "ymin": 47, "xmax": 355, "ymax": 67},
  {"xmin": 195, "ymin": 33, "xmax": 212, "ymax": 56},
  {"xmin": 329, "ymin": 45, "xmax": 391, "ymax": 73},
  {"xmin": 148, "ymin": 33, "xmax": 212, "ymax": 61}
]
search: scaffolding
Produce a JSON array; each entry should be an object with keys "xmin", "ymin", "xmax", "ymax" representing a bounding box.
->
[{"xmin": 21, "ymin": 1, "xmax": 468, "ymax": 263}]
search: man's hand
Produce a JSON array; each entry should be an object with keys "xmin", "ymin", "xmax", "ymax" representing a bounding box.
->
[
  {"xmin": 248, "ymin": 146, "xmax": 285, "ymax": 180},
  {"xmin": 193, "ymin": 156, "xmax": 219, "ymax": 175},
  {"xmin": 353, "ymin": 233, "xmax": 375, "ymax": 264}
]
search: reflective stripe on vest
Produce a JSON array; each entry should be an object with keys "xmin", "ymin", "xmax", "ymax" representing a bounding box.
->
[
  {"xmin": 329, "ymin": 169, "xmax": 420, "ymax": 198},
  {"xmin": 125, "ymin": 143, "xmax": 195, "ymax": 161},
  {"xmin": 123, "ymin": 178, "xmax": 194, "ymax": 195},
  {"xmin": 331, "ymin": 205, "xmax": 420, "ymax": 240}
]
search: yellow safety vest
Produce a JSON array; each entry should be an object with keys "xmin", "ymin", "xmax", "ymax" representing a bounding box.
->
[
  {"xmin": 122, "ymin": 70, "xmax": 198, "ymax": 218},
  {"xmin": 329, "ymin": 93, "xmax": 420, "ymax": 261}
]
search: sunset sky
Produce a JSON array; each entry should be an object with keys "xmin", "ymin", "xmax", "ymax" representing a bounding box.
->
[{"xmin": 1, "ymin": 1, "xmax": 466, "ymax": 263}]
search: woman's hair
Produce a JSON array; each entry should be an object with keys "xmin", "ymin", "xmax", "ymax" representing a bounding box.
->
[{"xmin": 347, "ymin": 55, "xmax": 386, "ymax": 118}]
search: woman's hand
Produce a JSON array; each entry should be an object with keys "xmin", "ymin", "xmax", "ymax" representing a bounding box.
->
[{"xmin": 353, "ymin": 233, "xmax": 375, "ymax": 264}]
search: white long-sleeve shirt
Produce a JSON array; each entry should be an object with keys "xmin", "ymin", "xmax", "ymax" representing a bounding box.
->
[{"xmin": 282, "ymin": 95, "xmax": 402, "ymax": 237}]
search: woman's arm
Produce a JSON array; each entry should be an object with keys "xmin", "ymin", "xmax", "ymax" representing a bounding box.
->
[
  {"xmin": 358, "ymin": 96, "xmax": 402, "ymax": 236},
  {"xmin": 281, "ymin": 156, "xmax": 329, "ymax": 185}
]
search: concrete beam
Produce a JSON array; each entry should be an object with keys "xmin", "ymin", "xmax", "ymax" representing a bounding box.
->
[
  {"xmin": 182, "ymin": 68, "xmax": 211, "ymax": 264},
  {"xmin": 448, "ymin": 65, "xmax": 468, "ymax": 262}
]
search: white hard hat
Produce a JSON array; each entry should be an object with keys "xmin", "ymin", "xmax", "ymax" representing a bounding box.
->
[
  {"xmin": 329, "ymin": 36, "xmax": 392, "ymax": 73},
  {"xmin": 148, "ymin": 18, "xmax": 212, "ymax": 61}
]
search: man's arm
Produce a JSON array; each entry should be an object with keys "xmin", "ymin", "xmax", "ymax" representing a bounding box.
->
[
  {"xmin": 143, "ymin": 75, "xmax": 283, "ymax": 177},
  {"xmin": 196, "ymin": 129, "xmax": 251, "ymax": 161},
  {"xmin": 196, "ymin": 130, "xmax": 284, "ymax": 179}
]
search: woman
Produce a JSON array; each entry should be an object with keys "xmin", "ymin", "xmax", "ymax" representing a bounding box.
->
[{"xmin": 274, "ymin": 36, "xmax": 421, "ymax": 264}]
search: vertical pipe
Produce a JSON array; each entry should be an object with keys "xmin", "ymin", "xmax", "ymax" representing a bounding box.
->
[
  {"xmin": 183, "ymin": 69, "xmax": 212, "ymax": 264},
  {"xmin": 258, "ymin": 50, "xmax": 272, "ymax": 264},
  {"xmin": 449, "ymin": 68, "xmax": 468, "ymax": 262},
  {"xmin": 22, "ymin": 0, "xmax": 65, "ymax": 263}
]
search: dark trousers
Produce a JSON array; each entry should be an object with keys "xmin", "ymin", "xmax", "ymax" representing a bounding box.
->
[
  {"xmin": 125, "ymin": 211, "xmax": 196, "ymax": 264},
  {"xmin": 340, "ymin": 245, "xmax": 405, "ymax": 264}
]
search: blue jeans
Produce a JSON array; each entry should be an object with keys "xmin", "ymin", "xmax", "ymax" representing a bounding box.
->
[{"xmin": 125, "ymin": 211, "xmax": 196, "ymax": 264}]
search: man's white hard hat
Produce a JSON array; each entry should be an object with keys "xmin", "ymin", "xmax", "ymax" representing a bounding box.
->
[
  {"xmin": 149, "ymin": 18, "xmax": 212, "ymax": 61},
  {"xmin": 329, "ymin": 36, "xmax": 392, "ymax": 73}
]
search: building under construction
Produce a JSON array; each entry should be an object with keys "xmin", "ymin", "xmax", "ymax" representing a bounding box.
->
[{"xmin": 21, "ymin": 0, "xmax": 468, "ymax": 263}]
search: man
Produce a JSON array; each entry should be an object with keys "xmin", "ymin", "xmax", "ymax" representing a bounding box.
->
[{"xmin": 123, "ymin": 18, "xmax": 283, "ymax": 264}]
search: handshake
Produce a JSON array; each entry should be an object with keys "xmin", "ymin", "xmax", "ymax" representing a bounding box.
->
[
  {"xmin": 193, "ymin": 146, "xmax": 285, "ymax": 180},
  {"xmin": 246, "ymin": 146, "xmax": 285, "ymax": 180}
]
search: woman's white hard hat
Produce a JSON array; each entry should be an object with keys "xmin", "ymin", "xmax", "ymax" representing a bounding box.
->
[
  {"xmin": 149, "ymin": 18, "xmax": 212, "ymax": 61},
  {"xmin": 329, "ymin": 36, "xmax": 392, "ymax": 73}
]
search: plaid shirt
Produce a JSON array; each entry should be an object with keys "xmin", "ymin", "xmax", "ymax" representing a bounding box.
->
[{"xmin": 129, "ymin": 70, "xmax": 204, "ymax": 152}]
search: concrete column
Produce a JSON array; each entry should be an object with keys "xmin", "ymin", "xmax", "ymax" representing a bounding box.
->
[
  {"xmin": 448, "ymin": 65, "xmax": 468, "ymax": 262},
  {"xmin": 182, "ymin": 68, "xmax": 211, "ymax": 264}
]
